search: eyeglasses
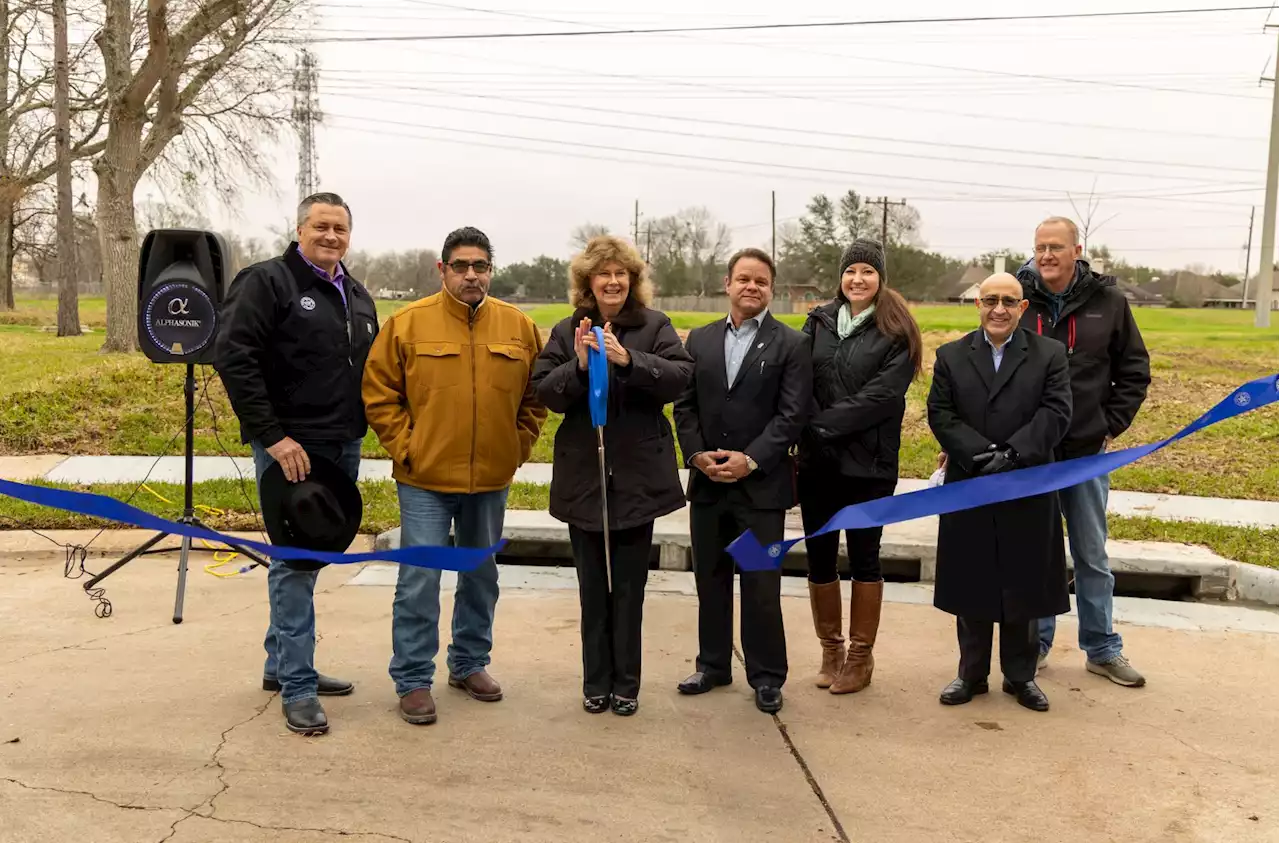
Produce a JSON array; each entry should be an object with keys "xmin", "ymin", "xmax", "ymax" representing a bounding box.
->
[
  {"xmin": 1033, "ymin": 244, "xmax": 1069, "ymax": 255},
  {"xmin": 448, "ymin": 259, "xmax": 492, "ymax": 275},
  {"xmin": 979, "ymin": 295, "xmax": 1022, "ymax": 309}
]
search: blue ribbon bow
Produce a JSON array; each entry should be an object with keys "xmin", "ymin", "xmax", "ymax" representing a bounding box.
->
[{"xmin": 727, "ymin": 374, "xmax": 1279, "ymax": 572}]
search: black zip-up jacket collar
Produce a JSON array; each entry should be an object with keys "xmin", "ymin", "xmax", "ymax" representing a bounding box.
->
[{"xmin": 1015, "ymin": 257, "xmax": 1151, "ymax": 458}]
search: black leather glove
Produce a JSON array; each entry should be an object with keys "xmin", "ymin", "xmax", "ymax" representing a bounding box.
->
[{"xmin": 972, "ymin": 445, "xmax": 1018, "ymax": 475}]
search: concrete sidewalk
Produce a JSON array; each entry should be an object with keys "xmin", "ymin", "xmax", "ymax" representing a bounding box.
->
[
  {"xmin": 1, "ymin": 553, "xmax": 1275, "ymax": 843},
  {"xmin": 2, "ymin": 454, "xmax": 1276, "ymax": 530}
]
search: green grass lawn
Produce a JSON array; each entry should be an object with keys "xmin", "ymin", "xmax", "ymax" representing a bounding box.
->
[{"xmin": 2, "ymin": 298, "xmax": 1277, "ymax": 501}]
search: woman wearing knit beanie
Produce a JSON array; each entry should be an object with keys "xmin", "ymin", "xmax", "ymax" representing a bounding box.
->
[{"xmin": 797, "ymin": 238, "xmax": 922, "ymax": 694}]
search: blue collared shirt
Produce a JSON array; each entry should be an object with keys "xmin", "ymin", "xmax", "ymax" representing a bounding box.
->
[
  {"xmin": 299, "ymin": 250, "xmax": 348, "ymax": 311},
  {"xmin": 725, "ymin": 309, "xmax": 766, "ymax": 384},
  {"xmin": 983, "ymin": 330, "xmax": 1009, "ymax": 372}
]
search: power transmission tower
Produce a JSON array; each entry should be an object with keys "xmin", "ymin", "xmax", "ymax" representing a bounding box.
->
[{"xmin": 292, "ymin": 49, "xmax": 321, "ymax": 203}]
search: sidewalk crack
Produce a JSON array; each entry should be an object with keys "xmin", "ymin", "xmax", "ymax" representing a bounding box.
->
[{"xmin": 733, "ymin": 645, "xmax": 850, "ymax": 843}]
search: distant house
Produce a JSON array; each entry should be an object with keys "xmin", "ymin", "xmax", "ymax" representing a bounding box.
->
[{"xmin": 938, "ymin": 264, "xmax": 990, "ymax": 303}]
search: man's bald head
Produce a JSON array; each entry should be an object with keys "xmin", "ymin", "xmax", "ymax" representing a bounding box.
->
[{"xmin": 975, "ymin": 272, "xmax": 1028, "ymax": 346}]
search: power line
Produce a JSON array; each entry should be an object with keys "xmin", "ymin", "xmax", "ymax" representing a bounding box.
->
[
  {"xmin": 317, "ymin": 79, "xmax": 1263, "ymax": 173},
  {"xmin": 285, "ymin": 6, "xmax": 1278, "ymax": 44},
  {"xmin": 322, "ymin": 113, "xmax": 1261, "ymax": 205},
  {"xmin": 318, "ymin": 87, "xmax": 1260, "ymax": 185}
]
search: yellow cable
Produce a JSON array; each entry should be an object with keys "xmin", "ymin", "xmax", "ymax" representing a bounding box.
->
[{"xmin": 140, "ymin": 484, "xmax": 248, "ymax": 577}]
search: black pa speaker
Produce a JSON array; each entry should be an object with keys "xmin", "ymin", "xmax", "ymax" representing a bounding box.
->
[{"xmin": 137, "ymin": 229, "xmax": 230, "ymax": 364}]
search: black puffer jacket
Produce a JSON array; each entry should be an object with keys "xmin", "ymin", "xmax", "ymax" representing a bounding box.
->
[
  {"xmin": 531, "ymin": 302, "xmax": 694, "ymax": 532},
  {"xmin": 1016, "ymin": 258, "xmax": 1151, "ymax": 459},
  {"xmin": 798, "ymin": 300, "xmax": 914, "ymax": 481}
]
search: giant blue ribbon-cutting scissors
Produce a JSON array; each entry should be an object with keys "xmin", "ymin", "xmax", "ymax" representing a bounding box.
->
[
  {"xmin": 726, "ymin": 373, "xmax": 1279, "ymax": 572},
  {"xmin": 587, "ymin": 325, "xmax": 612, "ymax": 594},
  {"xmin": 0, "ymin": 375, "xmax": 1275, "ymax": 576}
]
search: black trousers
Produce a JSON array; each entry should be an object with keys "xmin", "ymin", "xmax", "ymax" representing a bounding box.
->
[
  {"xmin": 689, "ymin": 498, "xmax": 787, "ymax": 689},
  {"xmin": 957, "ymin": 617, "xmax": 1038, "ymax": 684},
  {"xmin": 798, "ymin": 467, "xmax": 897, "ymax": 584},
  {"xmin": 568, "ymin": 523, "xmax": 653, "ymax": 700}
]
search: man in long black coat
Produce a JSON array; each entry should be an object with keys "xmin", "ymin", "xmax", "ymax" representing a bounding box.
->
[
  {"xmin": 927, "ymin": 272, "xmax": 1072, "ymax": 712},
  {"xmin": 673, "ymin": 247, "xmax": 812, "ymax": 714}
]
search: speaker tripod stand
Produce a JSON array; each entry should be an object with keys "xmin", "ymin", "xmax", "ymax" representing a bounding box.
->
[{"xmin": 83, "ymin": 364, "xmax": 270, "ymax": 623}]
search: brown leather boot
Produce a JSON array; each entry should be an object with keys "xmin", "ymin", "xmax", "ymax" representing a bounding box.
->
[
  {"xmin": 809, "ymin": 580, "xmax": 845, "ymax": 688},
  {"xmin": 399, "ymin": 688, "xmax": 437, "ymax": 725},
  {"xmin": 830, "ymin": 580, "xmax": 883, "ymax": 695}
]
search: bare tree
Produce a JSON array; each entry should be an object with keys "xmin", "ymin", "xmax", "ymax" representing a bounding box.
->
[
  {"xmin": 53, "ymin": 0, "xmax": 79, "ymax": 335},
  {"xmin": 0, "ymin": 0, "xmax": 106, "ymax": 310},
  {"xmin": 569, "ymin": 222, "xmax": 610, "ymax": 251},
  {"xmin": 1067, "ymin": 178, "xmax": 1119, "ymax": 253},
  {"xmin": 94, "ymin": 0, "xmax": 299, "ymax": 352}
]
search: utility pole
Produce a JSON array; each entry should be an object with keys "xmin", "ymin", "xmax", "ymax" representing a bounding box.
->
[
  {"xmin": 292, "ymin": 49, "xmax": 321, "ymax": 203},
  {"xmin": 871, "ymin": 196, "xmax": 908, "ymax": 247},
  {"xmin": 53, "ymin": 0, "xmax": 79, "ymax": 337},
  {"xmin": 645, "ymin": 220, "xmax": 652, "ymax": 264},
  {"xmin": 771, "ymin": 190, "xmax": 777, "ymax": 264},
  {"xmin": 1243, "ymin": 206, "xmax": 1255, "ymax": 306},
  {"xmin": 632, "ymin": 199, "xmax": 640, "ymax": 243},
  {"xmin": 1254, "ymin": 33, "xmax": 1277, "ymax": 327}
]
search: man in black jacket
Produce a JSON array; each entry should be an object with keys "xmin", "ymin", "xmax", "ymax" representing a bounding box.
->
[
  {"xmin": 929, "ymin": 272, "xmax": 1073, "ymax": 712},
  {"xmin": 673, "ymin": 247, "xmax": 812, "ymax": 714},
  {"xmin": 1016, "ymin": 216, "xmax": 1151, "ymax": 688},
  {"xmin": 214, "ymin": 192, "xmax": 380, "ymax": 735}
]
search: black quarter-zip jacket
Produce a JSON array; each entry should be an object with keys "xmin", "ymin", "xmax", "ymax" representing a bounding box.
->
[{"xmin": 214, "ymin": 242, "xmax": 380, "ymax": 448}]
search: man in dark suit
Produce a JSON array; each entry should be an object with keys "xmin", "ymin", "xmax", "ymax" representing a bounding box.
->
[
  {"xmin": 673, "ymin": 247, "xmax": 812, "ymax": 714},
  {"xmin": 927, "ymin": 272, "xmax": 1072, "ymax": 713}
]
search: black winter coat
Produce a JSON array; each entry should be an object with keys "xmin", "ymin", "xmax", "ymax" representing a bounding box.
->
[
  {"xmin": 531, "ymin": 303, "xmax": 694, "ymax": 532},
  {"xmin": 1016, "ymin": 260, "xmax": 1151, "ymax": 459},
  {"xmin": 214, "ymin": 243, "xmax": 379, "ymax": 448},
  {"xmin": 928, "ymin": 328, "xmax": 1073, "ymax": 623},
  {"xmin": 798, "ymin": 301, "xmax": 914, "ymax": 481}
]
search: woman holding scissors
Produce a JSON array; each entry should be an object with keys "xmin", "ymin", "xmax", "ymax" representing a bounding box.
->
[{"xmin": 532, "ymin": 235, "xmax": 693, "ymax": 716}]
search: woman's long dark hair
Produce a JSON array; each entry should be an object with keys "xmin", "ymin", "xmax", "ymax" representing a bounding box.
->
[{"xmin": 838, "ymin": 279, "xmax": 924, "ymax": 378}]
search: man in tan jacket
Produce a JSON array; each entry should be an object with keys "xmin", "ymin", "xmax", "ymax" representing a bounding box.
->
[{"xmin": 363, "ymin": 226, "xmax": 547, "ymax": 725}]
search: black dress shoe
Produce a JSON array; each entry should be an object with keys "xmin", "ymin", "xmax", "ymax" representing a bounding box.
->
[
  {"xmin": 939, "ymin": 677, "xmax": 990, "ymax": 705},
  {"xmin": 755, "ymin": 686, "xmax": 783, "ymax": 714},
  {"xmin": 263, "ymin": 673, "xmax": 354, "ymax": 696},
  {"xmin": 677, "ymin": 672, "xmax": 732, "ymax": 695},
  {"xmin": 1003, "ymin": 679, "xmax": 1050, "ymax": 712},
  {"xmin": 583, "ymin": 695, "xmax": 610, "ymax": 714},
  {"xmin": 283, "ymin": 698, "xmax": 329, "ymax": 735}
]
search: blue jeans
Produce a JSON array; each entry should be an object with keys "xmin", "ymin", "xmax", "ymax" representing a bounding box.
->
[
  {"xmin": 389, "ymin": 484, "xmax": 508, "ymax": 697},
  {"xmin": 252, "ymin": 437, "xmax": 363, "ymax": 705},
  {"xmin": 1038, "ymin": 471, "xmax": 1123, "ymax": 664}
]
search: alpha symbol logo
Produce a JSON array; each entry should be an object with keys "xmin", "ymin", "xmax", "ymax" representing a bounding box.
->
[
  {"xmin": 300, "ymin": 296, "xmax": 316, "ymax": 311},
  {"xmin": 167, "ymin": 298, "xmax": 190, "ymax": 316}
]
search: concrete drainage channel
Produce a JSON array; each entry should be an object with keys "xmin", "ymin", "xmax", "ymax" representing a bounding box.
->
[{"xmin": 374, "ymin": 508, "xmax": 1280, "ymax": 608}]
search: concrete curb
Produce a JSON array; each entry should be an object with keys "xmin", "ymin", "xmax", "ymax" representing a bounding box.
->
[{"xmin": 372, "ymin": 509, "xmax": 1279, "ymax": 607}]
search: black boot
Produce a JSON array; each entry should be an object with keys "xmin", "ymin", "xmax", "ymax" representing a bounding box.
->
[
  {"xmin": 283, "ymin": 698, "xmax": 329, "ymax": 735},
  {"xmin": 1002, "ymin": 679, "xmax": 1049, "ymax": 712},
  {"xmin": 264, "ymin": 673, "xmax": 353, "ymax": 696}
]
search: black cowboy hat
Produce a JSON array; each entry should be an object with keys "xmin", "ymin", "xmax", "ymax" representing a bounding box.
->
[{"xmin": 259, "ymin": 455, "xmax": 363, "ymax": 571}]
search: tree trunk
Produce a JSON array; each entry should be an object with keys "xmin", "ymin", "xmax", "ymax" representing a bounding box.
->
[
  {"xmin": 0, "ymin": 197, "xmax": 14, "ymax": 311},
  {"xmin": 96, "ymin": 127, "xmax": 143, "ymax": 353},
  {"xmin": 54, "ymin": 0, "xmax": 80, "ymax": 337}
]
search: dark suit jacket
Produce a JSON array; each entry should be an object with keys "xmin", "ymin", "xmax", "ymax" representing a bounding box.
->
[
  {"xmin": 927, "ymin": 327, "xmax": 1073, "ymax": 622},
  {"xmin": 673, "ymin": 311, "xmax": 812, "ymax": 511}
]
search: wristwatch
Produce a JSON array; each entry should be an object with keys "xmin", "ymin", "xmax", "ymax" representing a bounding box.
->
[{"xmin": 744, "ymin": 454, "xmax": 758, "ymax": 473}]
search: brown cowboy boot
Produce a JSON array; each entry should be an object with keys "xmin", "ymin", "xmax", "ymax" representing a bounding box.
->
[
  {"xmin": 831, "ymin": 580, "xmax": 883, "ymax": 695},
  {"xmin": 809, "ymin": 580, "xmax": 845, "ymax": 688}
]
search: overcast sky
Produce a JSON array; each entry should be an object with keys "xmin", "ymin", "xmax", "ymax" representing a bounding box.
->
[{"xmin": 168, "ymin": 0, "xmax": 1276, "ymax": 275}]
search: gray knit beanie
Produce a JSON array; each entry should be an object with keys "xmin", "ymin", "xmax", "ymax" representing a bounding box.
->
[{"xmin": 839, "ymin": 239, "xmax": 886, "ymax": 281}]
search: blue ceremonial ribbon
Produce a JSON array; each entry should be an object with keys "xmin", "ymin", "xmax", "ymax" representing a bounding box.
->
[
  {"xmin": 588, "ymin": 325, "xmax": 609, "ymax": 428},
  {"xmin": 727, "ymin": 374, "xmax": 1279, "ymax": 572},
  {"xmin": 0, "ymin": 478, "xmax": 501, "ymax": 572}
]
